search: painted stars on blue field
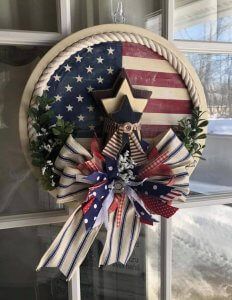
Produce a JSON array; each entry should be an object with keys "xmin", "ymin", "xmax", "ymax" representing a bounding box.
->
[{"xmin": 45, "ymin": 42, "xmax": 122, "ymax": 138}]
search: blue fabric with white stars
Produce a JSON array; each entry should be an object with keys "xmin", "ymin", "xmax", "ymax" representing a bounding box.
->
[{"xmin": 45, "ymin": 42, "xmax": 122, "ymax": 137}]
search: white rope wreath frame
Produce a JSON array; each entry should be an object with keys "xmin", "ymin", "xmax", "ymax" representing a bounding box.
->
[
  {"xmin": 33, "ymin": 32, "xmax": 200, "ymax": 106},
  {"xmin": 20, "ymin": 24, "xmax": 208, "ymax": 183}
]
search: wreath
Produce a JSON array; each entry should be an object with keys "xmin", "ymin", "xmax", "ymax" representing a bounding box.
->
[{"xmin": 21, "ymin": 25, "xmax": 208, "ymax": 280}]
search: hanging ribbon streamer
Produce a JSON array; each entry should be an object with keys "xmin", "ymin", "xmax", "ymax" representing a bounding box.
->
[
  {"xmin": 103, "ymin": 118, "xmax": 147, "ymax": 164},
  {"xmin": 37, "ymin": 129, "xmax": 193, "ymax": 280}
]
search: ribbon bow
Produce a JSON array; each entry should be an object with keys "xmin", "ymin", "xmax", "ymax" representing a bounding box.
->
[
  {"xmin": 37, "ymin": 129, "xmax": 193, "ymax": 280},
  {"xmin": 103, "ymin": 118, "xmax": 147, "ymax": 164}
]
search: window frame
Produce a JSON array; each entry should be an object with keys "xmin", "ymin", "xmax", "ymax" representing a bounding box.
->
[
  {"xmin": 161, "ymin": 0, "xmax": 232, "ymax": 299},
  {"xmin": 0, "ymin": 0, "xmax": 71, "ymax": 45},
  {"xmin": 0, "ymin": 0, "xmax": 231, "ymax": 299},
  {"xmin": 0, "ymin": 0, "xmax": 76, "ymax": 298}
]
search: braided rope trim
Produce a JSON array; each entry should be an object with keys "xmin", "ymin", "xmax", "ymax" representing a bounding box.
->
[
  {"xmin": 32, "ymin": 31, "xmax": 200, "ymax": 106},
  {"xmin": 28, "ymin": 31, "xmax": 200, "ymax": 140}
]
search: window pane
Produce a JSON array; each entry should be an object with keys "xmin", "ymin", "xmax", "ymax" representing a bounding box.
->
[
  {"xmin": 80, "ymin": 225, "xmax": 160, "ymax": 299},
  {"xmin": 0, "ymin": 225, "xmax": 68, "ymax": 300},
  {"xmin": 190, "ymin": 134, "xmax": 232, "ymax": 194},
  {"xmin": 0, "ymin": 46, "xmax": 62, "ymax": 215},
  {"xmin": 185, "ymin": 53, "xmax": 232, "ymax": 194},
  {"xmin": 186, "ymin": 53, "xmax": 232, "ymax": 121},
  {"xmin": 71, "ymin": 0, "xmax": 162, "ymax": 35},
  {"xmin": 0, "ymin": 0, "xmax": 58, "ymax": 32},
  {"xmin": 172, "ymin": 205, "xmax": 232, "ymax": 299},
  {"xmin": 174, "ymin": 0, "xmax": 232, "ymax": 42}
]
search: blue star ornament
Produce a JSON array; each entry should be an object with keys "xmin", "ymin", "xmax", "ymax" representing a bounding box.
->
[{"xmin": 111, "ymin": 95, "xmax": 142, "ymax": 124}]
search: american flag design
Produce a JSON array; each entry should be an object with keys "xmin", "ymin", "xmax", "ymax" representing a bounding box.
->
[{"xmin": 45, "ymin": 41, "xmax": 192, "ymax": 139}]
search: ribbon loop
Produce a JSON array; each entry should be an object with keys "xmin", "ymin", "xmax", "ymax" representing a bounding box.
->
[{"xmin": 37, "ymin": 128, "xmax": 193, "ymax": 280}]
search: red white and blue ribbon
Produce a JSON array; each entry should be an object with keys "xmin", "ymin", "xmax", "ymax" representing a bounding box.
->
[
  {"xmin": 102, "ymin": 118, "xmax": 147, "ymax": 164},
  {"xmin": 37, "ymin": 129, "xmax": 193, "ymax": 280}
]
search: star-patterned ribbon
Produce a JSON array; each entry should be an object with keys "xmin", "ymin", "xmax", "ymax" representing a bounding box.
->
[
  {"xmin": 81, "ymin": 165, "xmax": 158, "ymax": 230},
  {"xmin": 37, "ymin": 129, "xmax": 193, "ymax": 280}
]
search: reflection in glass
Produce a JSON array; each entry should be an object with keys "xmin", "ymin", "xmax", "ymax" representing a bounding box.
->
[
  {"xmin": 0, "ymin": 46, "xmax": 61, "ymax": 215},
  {"xmin": 172, "ymin": 205, "xmax": 232, "ymax": 300},
  {"xmin": 174, "ymin": 0, "xmax": 232, "ymax": 42},
  {"xmin": 0, "ymin": 0, "xmax": 57, "ymax": 32},
  {"xmin": 186, "ymin": 53, "xmax": 232, "ymax": 119},
  {"xmin": 71, "ymin": 0, "xmax": 162, "ymax": 35},
  {"xmin": 113, "ymin": 1, "xmax": 126, "ymax": 24},
  {"xmin": 0, "ymin": 225, "xmax": 68, "ymax": 300},
  {"xmin": 80, "ymin": 225, "xmax": 160, "ymax": 299}
]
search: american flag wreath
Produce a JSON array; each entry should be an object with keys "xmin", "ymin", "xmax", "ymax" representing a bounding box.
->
[{"xmin": 20, "ymin": 25, "xmax": 208, "ymax": 280}]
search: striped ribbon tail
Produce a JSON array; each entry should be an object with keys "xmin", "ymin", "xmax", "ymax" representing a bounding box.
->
[
  {"xmin": 102, "ymin": 121, "xmax": 146, "ymax": 164},
  {"xmin": 99, "ymin": 197, "xmax": 141, "ymax": 266},
  {"xmin": 129, "ymin": 133, "xmax": 147, "ymax": 164},
  {"xmin": 37, "ymin": 206, "xmax": 102, "ymax": 281},
  {"xmin": 102, "ymin": 128, "xmax": 123, "ymax": 159}
]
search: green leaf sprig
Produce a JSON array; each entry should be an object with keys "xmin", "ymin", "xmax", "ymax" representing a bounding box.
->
[
  {"xmin": 28, "ymin": 95, "xmax": 75, "ymax": 190},
  {"xmin": 176, "ymin": 108, "xmax": 208, "ymax": 160}
]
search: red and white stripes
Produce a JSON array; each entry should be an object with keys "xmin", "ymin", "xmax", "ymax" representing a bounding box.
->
[{"xmin": 122, "ymin": 42, "xmax": 192, "ymax": 138}]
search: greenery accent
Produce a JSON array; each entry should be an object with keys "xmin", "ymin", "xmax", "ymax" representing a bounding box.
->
[
  {"xmin": 176, "ymin": 108, "xmax": 208, "ymax": 160},
  {"xmin": 28, "ymin": 95, "xmax": 75, "ymax": 190}
]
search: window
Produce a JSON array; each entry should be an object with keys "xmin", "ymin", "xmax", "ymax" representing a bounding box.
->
[
  {"xmin": 170, "ymin": 1, "xmax": 232, "ymax": 299},
  {"xmin": 0, "ymin": 225, "xmax": 68, "ymax": 299},
  {"xmin": 173, "ymin": 1, "xmax": 232, "ymax": 140},
  {"xmin": 0, "ymin": 1, "xmax": 231, "ymax": 300},
  {"xmin": 79, "ymin": 225, "xmax": 160, "ymax": 299},
  {"xmin": 0, "ymin": 0, "xmax": 58, "ymax": 32},
  {"xmin": 0, "ymin": 46, "xmax": 63, "ymax": 215},
  {"xmin": 174, "ymin": 0, "xmax": 232, "ymax": 42}
]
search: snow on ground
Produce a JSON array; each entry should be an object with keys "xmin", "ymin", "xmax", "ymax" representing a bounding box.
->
[{"xmin": 172, "ymin": 205, "xmax": 232, "ymax": 299}]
